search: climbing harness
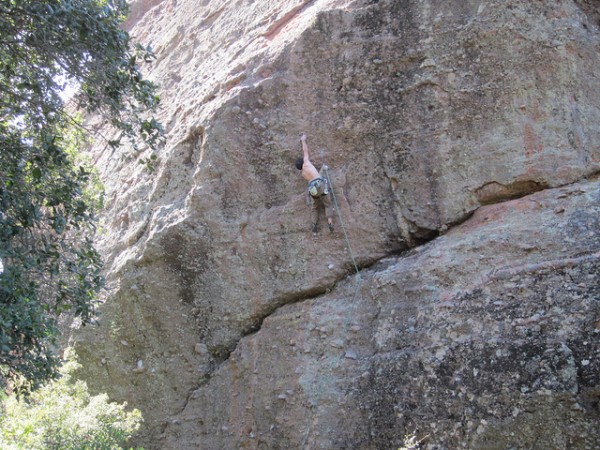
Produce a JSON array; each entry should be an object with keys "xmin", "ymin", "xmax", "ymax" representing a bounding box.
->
[{"xmin": 308, "ymin": 176, "xmax": 328, "ymax": 198}]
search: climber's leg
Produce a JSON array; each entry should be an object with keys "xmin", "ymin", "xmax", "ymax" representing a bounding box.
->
[
  {"xmin": 322, "ymin": 194, "xmax": 334, "ymax": 232},
  {"xmin": 310, "ymin": 197, "xmax": 319, "ymax": 232}
]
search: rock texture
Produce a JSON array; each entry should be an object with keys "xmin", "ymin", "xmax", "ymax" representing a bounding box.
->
[{"xmin": 73, "ymin": 0, "xmax": 600, "ymax": 448}]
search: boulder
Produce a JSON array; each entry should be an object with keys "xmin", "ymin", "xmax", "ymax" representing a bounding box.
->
[{"xmin": 73, "ymin": 0, "xmax": 600, "ymax": 448}]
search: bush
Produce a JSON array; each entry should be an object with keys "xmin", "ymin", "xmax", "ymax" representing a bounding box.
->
[{"xmin": 0, "ymin": 352, "xmax": 142, "ymax": 450}]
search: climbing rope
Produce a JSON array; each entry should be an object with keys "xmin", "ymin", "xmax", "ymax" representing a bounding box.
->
[
  {"xmin": 321, "ymin": 150, "xmax": 360, "ymax": 278},
  {"xmin": 320, "ymin": 152, "xmax": 363, "ymax": 306}
]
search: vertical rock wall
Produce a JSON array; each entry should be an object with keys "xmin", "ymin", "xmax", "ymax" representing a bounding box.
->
[{"xmin": 73, "ymin": 0, "xmax": 600, "ymax": 448}]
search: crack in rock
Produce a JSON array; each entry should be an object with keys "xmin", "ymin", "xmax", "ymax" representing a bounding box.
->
[{"xmin": 176, "ymin": 177, "xmax": 599, "ymax": 417}]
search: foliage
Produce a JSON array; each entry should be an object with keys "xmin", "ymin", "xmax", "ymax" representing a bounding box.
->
[
  {"xmin": 0, "ymin": 0, "xmax": 162, "ymax": 390},
  {"xmin": 0, "ymin": 121, "xmax": 104, "ymax": 392},
  {"xmin": 63, "ymin": 115, "xmax": 105, "ymax": 212},
  {"xmin": 0, "ymin": 0, "xmax": 163, "ymax": 149},
  {"xmin": 0, "ymin": 351, "xmax": 143, "ymax": 450}
]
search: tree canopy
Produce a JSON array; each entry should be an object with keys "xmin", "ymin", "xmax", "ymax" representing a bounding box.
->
[{"xmin": 0, "ymin": 0, "xmax": 162, "ymax": 391}]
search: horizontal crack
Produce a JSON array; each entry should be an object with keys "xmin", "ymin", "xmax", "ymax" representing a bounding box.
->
[
  {"xmin": 475, "ymin": 180, "xmax": 550, "ymax": 205},
  {"xmin": 176, "ymin": 175, "xmax": 598, "ymax": 415},
  {"xmin": 174, "ymin": 253, "xmax": 396, "ymax": 416}
]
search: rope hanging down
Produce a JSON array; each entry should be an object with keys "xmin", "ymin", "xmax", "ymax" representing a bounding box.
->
[{"xmin": 321, "ymin": 150, "xmax": 360, "ymax": 278}]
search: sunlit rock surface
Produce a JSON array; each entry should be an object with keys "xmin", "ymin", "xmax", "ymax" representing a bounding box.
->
[{"xmin": 73, "ymin": 0, "xmax": 600, "ymax": 448}]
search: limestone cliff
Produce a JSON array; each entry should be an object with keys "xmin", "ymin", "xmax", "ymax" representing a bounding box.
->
[{"xmin": 73, "ymin": 0, "xmax": 600, "ymax": 448}]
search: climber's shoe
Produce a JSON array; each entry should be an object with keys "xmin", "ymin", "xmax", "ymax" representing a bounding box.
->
[{"xmin": 328, "ymin": 223, "xmax": 334, "ymax": 233}]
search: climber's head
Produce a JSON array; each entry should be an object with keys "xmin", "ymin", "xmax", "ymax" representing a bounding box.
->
[{"xmin": 295, "ymin": 157, "xmax": 304, "ymax": 170}]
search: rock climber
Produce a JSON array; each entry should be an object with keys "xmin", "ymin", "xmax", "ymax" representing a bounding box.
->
[{"xmin": 295, "ymin": 133, "xmax": 334, "ymax": 233}]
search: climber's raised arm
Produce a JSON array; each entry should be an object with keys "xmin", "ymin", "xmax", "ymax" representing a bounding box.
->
[
  {"xmin": 297, "ymin": 133, "xmax": 320, "ymax": 181},
  {"xmin": 301, "ymin": 133, "xmax": 311, "ymax": 163}
]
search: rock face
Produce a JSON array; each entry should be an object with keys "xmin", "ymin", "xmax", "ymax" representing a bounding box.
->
[{"xmin": 73, "ymin": 0, "xmax": 600, "ymax": 448}]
